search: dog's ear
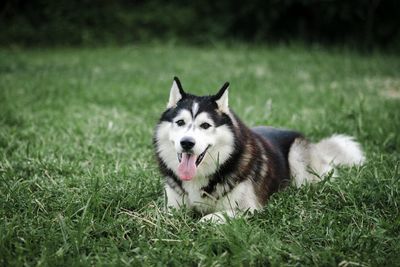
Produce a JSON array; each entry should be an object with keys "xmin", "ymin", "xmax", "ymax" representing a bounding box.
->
[
  {"xmin": 167, "ymin": 77, "xmax": 186, "ymax": 108},
  {"xmin": 213, "ymin": 82, "xmax": 229, "ymax": 113}
]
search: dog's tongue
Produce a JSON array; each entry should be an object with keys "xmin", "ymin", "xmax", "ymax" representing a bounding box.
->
[{"xmin": 177, "ymin": 153, "xmax": 197, "ymax": 181}]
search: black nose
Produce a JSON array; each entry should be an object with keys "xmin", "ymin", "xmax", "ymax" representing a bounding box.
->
[{"xmin": 180, "ymin": 137, "xmax": 195, "ymax": 151}]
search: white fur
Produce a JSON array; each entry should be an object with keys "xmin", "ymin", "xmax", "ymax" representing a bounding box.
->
[
  {"xmin": 165, "ymin": 184, "xmax": 184, "ymax": 209},
  {"xmin": 167, "ymin": 80, "xmax": 182, "ymax": 108},
  {"xmin": 289, "ymin": 134, "xmax": 365, "ymax": 187},
  {"xmin": 216, "ymin": 89, "xmax": 229, "ymax": 113},
  {"xmin": 314, "ymin": 134, "xmax": 365, "ymax": 166},
  {"xmin": 192, "ymin": 102, "xmax": 199, "ymax": 116}
]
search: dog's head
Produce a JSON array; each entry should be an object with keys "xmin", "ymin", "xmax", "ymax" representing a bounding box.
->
[{"xmin": 154, "ymin": 77, "xmax": 236, "ymax": 181}]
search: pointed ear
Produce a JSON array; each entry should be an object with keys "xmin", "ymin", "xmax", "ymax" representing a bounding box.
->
[
  {"xmin": 214, "ymin": 82, "xmax": 229, "ymax": 113},
  {"xmin": 167, "ymin": 77, "xmax": 185, "ymax": 108}
]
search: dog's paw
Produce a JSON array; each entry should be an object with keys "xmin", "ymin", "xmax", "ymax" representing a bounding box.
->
[
  {"xmin": 200, "ymin": 212, "xmax": 229, "ymax": 224},
  {"xmin": 200, "ymin": 213, "xmax": 226, "ymax": 224}
]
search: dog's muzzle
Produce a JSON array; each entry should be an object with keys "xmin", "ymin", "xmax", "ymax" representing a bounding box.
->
[{"xmin": 177, "ymin": 145, "xmax": 210, "ymax": 181}]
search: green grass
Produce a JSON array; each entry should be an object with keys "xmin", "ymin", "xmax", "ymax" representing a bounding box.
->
[{"xmin": 1, "ymin": 44, "xmax": 399, "ymax": 266}]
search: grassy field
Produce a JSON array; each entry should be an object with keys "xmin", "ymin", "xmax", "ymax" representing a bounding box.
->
[{"xmin": 1, "ymin": 44, "xmax": 399, "ymax": 266}]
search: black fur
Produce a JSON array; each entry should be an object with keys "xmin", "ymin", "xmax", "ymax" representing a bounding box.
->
[
  {"xmin": 252, "ymin": 126, "xmax": 303, "ymax": 158},
  {"xmin": 213, "ymin": 82, "xmax": 229, "ymax": 101}
]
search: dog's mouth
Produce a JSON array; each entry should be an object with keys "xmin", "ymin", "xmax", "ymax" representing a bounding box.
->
[
  {"xmin": 177, "ymin": 146, "xmax": 209, "ymax": 166},
  {"xmin": 177, "ymin": 146, "xmax": 210, "ymax": 181}
]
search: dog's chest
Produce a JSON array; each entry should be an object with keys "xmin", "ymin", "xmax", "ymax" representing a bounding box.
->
[
  {"xmin": 182, "ymin": 178, "xmax": 217, "ymax": 213},
  {"xmin": 181, "ymin": 177, "xmax": 260, "ymax": 214}
]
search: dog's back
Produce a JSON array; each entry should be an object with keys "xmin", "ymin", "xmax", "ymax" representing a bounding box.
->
[{"xmin": 252, "ymin": 126, "xmax": 303, "ymax": 160}]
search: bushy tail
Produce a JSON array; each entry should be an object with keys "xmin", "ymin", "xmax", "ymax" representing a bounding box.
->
[{"xmin": 289, "ymin": 134, "xmax": 365, "ymax": 187}]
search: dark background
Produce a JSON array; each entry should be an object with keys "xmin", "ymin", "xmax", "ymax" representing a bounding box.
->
[{"xmin": 1, "ymin": 0, "xmax": 399, "ymax": 50}]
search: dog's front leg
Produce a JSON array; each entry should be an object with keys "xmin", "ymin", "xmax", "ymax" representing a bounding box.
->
[{"xmin": 164, "ymin": 184, "xmax": 187, "ymax": 211}]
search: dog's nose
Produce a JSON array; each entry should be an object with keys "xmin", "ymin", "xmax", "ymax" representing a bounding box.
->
[{"xmin": 180, "ymin": 137, "xmax": 195, "ymax": 151}]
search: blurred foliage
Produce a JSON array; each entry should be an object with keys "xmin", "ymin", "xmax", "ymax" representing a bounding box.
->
[{"xmin": 1, "ymin": 0, "xmax": 399, "ymax": 48}]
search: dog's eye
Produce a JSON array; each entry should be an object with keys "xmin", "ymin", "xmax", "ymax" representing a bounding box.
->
[
  {"xmin": 176, "ymin": 120, "xmax": 185, "ymax": 126},
  {"xmin": 200, "ymin": 122, "xmax": 211, "ymax": 129}
]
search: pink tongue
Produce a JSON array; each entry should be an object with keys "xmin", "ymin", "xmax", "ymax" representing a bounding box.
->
[{"xmin": 177, "ymin": 153, "xmax": 197, "ymax": 181}]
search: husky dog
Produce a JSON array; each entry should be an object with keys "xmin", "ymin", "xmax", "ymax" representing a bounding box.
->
[{"xmin": 153, "ymin": 77, "xmax": 365, "ymax": 223}]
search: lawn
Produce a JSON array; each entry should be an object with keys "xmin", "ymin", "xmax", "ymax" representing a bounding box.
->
[{"xmin": 0, "ymin": 44, "xmax": 399, "ymax": 266}]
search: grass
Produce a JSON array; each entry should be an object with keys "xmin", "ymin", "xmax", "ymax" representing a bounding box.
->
[{"xmin": 0, "ymin": 44, "xmax": 399, "ymax": 266}]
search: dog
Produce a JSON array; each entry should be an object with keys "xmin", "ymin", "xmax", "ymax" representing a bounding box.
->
[{"xmin": 153, "ymin": 77, "xmax": 365, "ymax": 223}]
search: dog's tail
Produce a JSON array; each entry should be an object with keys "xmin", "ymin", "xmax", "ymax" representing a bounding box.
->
[{"xmin": 289, "ymin": 134, "xmax": 365, "ymax": 187}]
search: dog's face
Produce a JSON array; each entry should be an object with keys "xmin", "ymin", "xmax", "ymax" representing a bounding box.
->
[{"xmin": 154, "ymin": 77, "xmax": 235, "ymax": 181}]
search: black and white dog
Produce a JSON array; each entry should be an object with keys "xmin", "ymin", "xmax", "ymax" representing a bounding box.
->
[{"xmin": 153, "ymin": 77, "xmax": 365, "ymax": 223}]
